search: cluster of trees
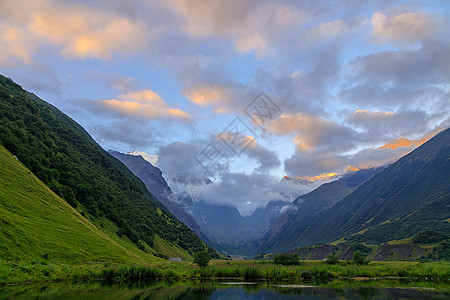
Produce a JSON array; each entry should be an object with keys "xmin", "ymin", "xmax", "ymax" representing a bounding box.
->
[
  {"xmin": 0, "ymin": 75, "xmax": 215, "ymax": 257},
  {"xmin": 413, "ymin": 231, "xmax": 448, "ymax": 244},
  {"xmin": 273, "ymin": 253, "xmax": 300, "ymax": 266},
  {"xmin": 326, "ymin": 251, "xmax": 369, "ymax": 265}
]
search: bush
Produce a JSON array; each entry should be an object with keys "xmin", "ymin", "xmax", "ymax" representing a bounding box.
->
[
  {"xmin": 194, "ymin": 251, "xmax": 211, "ymax": 268},
  {"xmin": 326, "ymin": 254, "xmax": 339, "ymax": 265},
  {"xmin": 353, "ymin": 251, "xmax": 369, "ymax": 266},
  {"xmin": 273, "ymin": 253, "xmax": 300, "ymax": 266},
  {"xmin": 301, "ymin": 271, "xmax": 314, "ymax": 281}
]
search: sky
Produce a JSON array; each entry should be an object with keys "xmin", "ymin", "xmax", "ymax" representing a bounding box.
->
[{"xmin": 1, "ymin": 0, "xmax": 449, "ymax": 215}]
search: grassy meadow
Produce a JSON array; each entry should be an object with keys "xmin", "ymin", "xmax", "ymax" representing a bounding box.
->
[{"xmin": 1, "ymin": 259, "xmax": 449, "ymax": 285}]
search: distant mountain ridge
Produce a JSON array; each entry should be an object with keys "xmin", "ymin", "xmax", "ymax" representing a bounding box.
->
[
  {"xmin": 259, "ymin": 128, "xmax": 450, "ymax": 253},
  {"xmin": 258, "ymin": 167, "xmax": 385, "ymax": 253}
]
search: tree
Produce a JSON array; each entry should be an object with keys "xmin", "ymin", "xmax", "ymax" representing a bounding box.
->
[
  {"xmin": 326, "ymin": 254, "xmax": 339, "ymax": 265},
  {"xmin": 273, "ymin": 253, "xmax": 300, "ymax": 266},
  {"xmin": 194, "ymin": 251, "xmax": 211, "ymax": 268},
  {"xmin": 353, "ymin": 251, "xmax": 368, "ymax": 265}
]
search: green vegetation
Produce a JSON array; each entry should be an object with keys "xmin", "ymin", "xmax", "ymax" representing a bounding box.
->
[
  {"xmin": 419, "ymin": 240, "xmax": 450, "ymax": 262},
  {"xmin": 273, "ymin": 253, "xmax": 300, "ymax": 266},
  {"xmin": 264, "ymin": 129, "xmax": 449, "ymax": 249},
  {"xmin": 193, "ymin": 251, "xmax": 211, "ymax": 268},
  {"xmin": 326, "ymin": 254, "xmax": 339, "ymax": 265},
  {"xmin": 0, "ymin": 144, "xmax": 157, "ymax": 264},
  {"xmin": 0, "ymin": 75, "xmax": 215, "ymax": 257},
  {"xmin": 353, "ymin": 251, "xmax": 369, "ymax": 266},
  {"xmin": 413, "ymin": 231, "xmax": 448, "ymax": 244},
  {"xmin": 1, "ymin": 259, "xmax": 449, "ymax": 285}
]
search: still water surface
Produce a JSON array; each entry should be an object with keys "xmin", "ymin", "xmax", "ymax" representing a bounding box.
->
[{"xmin": 1, "ymin": 280, "xmax": 449, "ymax": 299}]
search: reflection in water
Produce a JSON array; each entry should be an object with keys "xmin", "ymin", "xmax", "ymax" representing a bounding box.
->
[{"xmin": 1, "ymin": 280, "xmax": 449, "ymax": 299}]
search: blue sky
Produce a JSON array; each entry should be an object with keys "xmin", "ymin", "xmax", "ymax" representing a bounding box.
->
[{"xmin": 1, "ymin": 0, "xmax": 449, "ymax": 215}]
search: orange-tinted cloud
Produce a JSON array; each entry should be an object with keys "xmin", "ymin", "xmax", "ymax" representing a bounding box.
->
[
  {"xmin": 268, "ymin": 113, "xmax": 356, "ymax": 152},
  {"xmin": 371, "ymin": 12, "xmax": 436, "ymax": 43},
  {"xmin": 0, "ymin": 0, "xmax": 150, "ymax": 62},
  {"xmin": 100, "ymin": 90, "xmax": 191, "ymax": 120},
  {"xmin": 378, "ymin": 137, "xmax": 424, "ymax": 149},
  {"xmin": 186, "ymin": 85, "xmax": 232, "ymax": 106},
  {"xmin": 0, "ymin": 24, "xmax": 36, "ymax": 64}
]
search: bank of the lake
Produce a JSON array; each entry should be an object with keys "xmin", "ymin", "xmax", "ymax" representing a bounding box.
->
[
  {"xmin": 1, "ymin": 279, "xmax": 449, "ymax": 299},
  {"xmin": 1, "ymin": 260, "xmax": 449, "ymax": 285}
]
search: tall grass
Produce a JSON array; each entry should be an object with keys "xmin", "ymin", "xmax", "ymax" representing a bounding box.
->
[{"xmin": 1, "ymin": 260, "xmax": 449, "ymax": 284}]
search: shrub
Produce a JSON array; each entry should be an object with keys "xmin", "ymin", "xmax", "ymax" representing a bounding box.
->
[
  {"xmin": 194, "ymin": 251, "xmax": 211, "ymax": 268},
  {"xmin": 301, "ymin": 271, "xmax": 314, "ymax": 281},
  {"xmin": 353, "ymin": 251, "xmax": 369, "ymax": 266},
  {"xmin": 273, "ymin": 253, "xmax": 300, "ymax": 266},
  {"xmin": 326, "ymin": 254, "xmax": 339, "ymax": 265}
]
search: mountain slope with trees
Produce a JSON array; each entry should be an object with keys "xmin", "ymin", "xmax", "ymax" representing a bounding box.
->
[
  {"xmin": 0, "ymin": 75, "xmax": 215, "ymax": 258},
  {"xmin": 0, "ymin": 145, "xmax": 156, "ymax": 263},
  {"xmin": 108, "ymin": 150, "xmax": 205, "ymax": 239},
  {"xmin": 258, "ymin": 167, "xmax": 384, "ymax": 253},
  {"xmin": 262, "ymin": 129, "xmax": 449, "ymax": 251}
]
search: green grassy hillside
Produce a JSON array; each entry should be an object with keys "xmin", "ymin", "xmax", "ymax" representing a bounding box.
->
[
  {"xmin": 0, "ymin": 145, "xmax": 158, "ymax": 263},
  {"xmin": 0, "ymin": 74, "xmax": 216, "ymax": 258}
]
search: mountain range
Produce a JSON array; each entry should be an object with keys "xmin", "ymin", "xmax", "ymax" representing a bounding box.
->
[
  {"xmin": 260, "ymin": 128, "xmax": 449, "ymax": 253},
  {"xmin": 112, "ymin": 129, "xmax": 449, "ymax": 257}
]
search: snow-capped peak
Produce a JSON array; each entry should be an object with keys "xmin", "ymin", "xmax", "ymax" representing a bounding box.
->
[{"xmin": 127, "ymin": 151, "xmax": 158, "ymax": 166}]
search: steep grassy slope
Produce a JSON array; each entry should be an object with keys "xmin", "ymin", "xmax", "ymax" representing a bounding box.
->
[
  {"xmin": 288, "ymin": 128, "xmax": 450, "ymax": 246},
  {"xmin": 0, "ymin": 74, "xmax": 213, "ymax": 258},
  {"xmin": 0, "ymin": 145, "xmax": 158, "ymax": 263}
]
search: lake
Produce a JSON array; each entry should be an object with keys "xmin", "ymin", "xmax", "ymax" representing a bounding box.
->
[{"xmin": 1, "ymin": 280, "xmax": 449, "ymax": 299}]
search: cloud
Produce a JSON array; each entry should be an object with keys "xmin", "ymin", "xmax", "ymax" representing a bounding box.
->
[
  {"xmin": 0, "ymin": 0, "xmax": 151, "ymax": 61},
  {"xmin": 378, "ymin": 137, "xmax": 424, "ymax": 149},
  {"xmin": 348, "ymin": 146, "xmax": 415, "ymax": 169},
  {"xmin": 92, "ymin": 121, "xmax": 163, "ymax": 151},
  {"xmin": 371, "ymin": 12, "xmax": 437, "ymax": 43},
  {"xmin": 0, "ymin": 23, "xmax": 36, "ymax": 65},
  {"xmin": 284, "ymin": 150, "xmax": 349, "ymax": 177},
  {"xmin": 171, "ymin": 0, "xmax": 306, "ymax": 55},
  {"xmin": 157, "ymin": 140, "xmax": 212, "ymax": 179},
  {"xmin": 200, "ymin": 172, "xmax": 310, "ymax": 216},
  {"xmin": 185, "ymin": 84, "xmax": 238, "ymax": 112},
  {"xmin": 83, "ymin": 71, "xmax": 137, "ymax": 92},
  {"xmin": 245, "ymin": 140, "xmax": 281, "ymax": 172},
  {"xmin": 347, "ymin": 109, "xmax": 430, "ymax": 139},
  {"xmin": 95, "ymin": 90, "xmax": 191, "ymax": 120},
  {"xmin": 346, "ymin": 39, "xmax": 450, "ymax": 89},
  {"xmin": 268, "ymin": 113, "xmax": 357, "ymax": 152}
]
